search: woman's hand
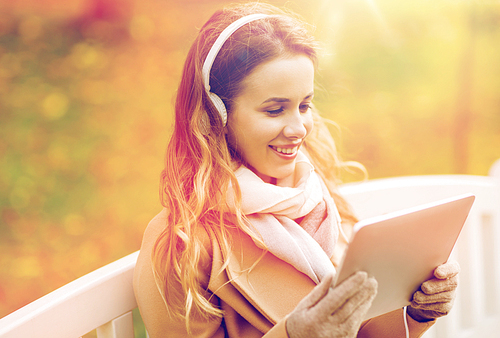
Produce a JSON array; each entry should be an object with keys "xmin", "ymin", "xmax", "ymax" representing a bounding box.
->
[
  {"xmin": 407, "ymin": 261, "xmax": 460, "ymax": 322},
  {"xmin": 286, "ymin": 271, "xmax": 377, "ymax": 338}
]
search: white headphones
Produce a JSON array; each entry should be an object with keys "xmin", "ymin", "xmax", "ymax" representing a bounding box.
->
[{"xmin": 201, "ymin": 13, "xmax": 269, "ymax": 128}]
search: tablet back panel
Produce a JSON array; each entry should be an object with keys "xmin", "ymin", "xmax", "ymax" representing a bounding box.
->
[{"xmin": 334, "ymin": 194, "xmax": 475, "ymax": 320}]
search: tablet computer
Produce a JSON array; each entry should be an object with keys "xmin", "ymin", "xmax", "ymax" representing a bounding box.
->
[{"xmin": 333, "ymin": 193, "xmax": 475, "ymax": 320}]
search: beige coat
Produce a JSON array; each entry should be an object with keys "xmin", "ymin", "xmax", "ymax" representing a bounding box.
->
[{"xmin": 134, "ymin": 209, "xmax": 435, "ymax": 337}]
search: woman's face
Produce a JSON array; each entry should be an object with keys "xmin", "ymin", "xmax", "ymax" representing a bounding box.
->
[{"xmin": 226, "ymin": 55, "xmax": 315, "ymax": 183}]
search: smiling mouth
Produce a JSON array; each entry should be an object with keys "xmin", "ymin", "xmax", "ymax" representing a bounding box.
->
[{"xmin": 269, "ymin": 145, "xmax": 299, "ymax": 155}]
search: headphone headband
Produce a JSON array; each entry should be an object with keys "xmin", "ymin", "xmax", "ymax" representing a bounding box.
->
[{"xmin": 202, "ymin": 14, "xmax": 269, "ymax": 127}]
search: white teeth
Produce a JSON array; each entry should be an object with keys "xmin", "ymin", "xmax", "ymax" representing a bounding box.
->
[{"xmin": 272, "ymin": 146, "xmax": 298, "ymax": 154}]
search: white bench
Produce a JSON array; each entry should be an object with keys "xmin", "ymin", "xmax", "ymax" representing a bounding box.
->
[
  {"xmin": 0, "ymin": 251, "xmax": 140, "ymax": 338},
  {"xmin": 1, "ymin": 161, "xmax": 499, "ymax": 338}
]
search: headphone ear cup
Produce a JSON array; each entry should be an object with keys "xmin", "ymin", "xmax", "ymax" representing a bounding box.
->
[{"xmin": 208, "ymin": 92, "xmax": 228, "ymax": 126}]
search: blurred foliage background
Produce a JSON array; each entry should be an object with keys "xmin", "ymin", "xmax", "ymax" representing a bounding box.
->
[{"xmin": 0, "ymin": 0, "xmax": 499, "ymax": 320}]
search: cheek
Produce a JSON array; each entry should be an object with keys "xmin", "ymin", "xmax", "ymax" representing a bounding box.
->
[{"xmin": 226, "ymin": 119, "xmax": 257, "ymax": 157}]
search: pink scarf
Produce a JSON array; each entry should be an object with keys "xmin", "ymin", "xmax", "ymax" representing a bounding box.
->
[{"xmin": 231, "ymin": 151, "xmax": 341, "ymax": 283}]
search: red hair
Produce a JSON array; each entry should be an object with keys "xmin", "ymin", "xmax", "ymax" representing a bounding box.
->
[{"xmin": 152, "ymin": 2, "xmax": 360, "ymax": 331}]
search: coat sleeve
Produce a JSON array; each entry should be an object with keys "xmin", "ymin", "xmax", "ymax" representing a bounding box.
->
[
  {"xmin": 358, "ymin": 308, "xmax": 435, "ymax": 338},
  {"xmin": 262, "ymin": 307, "xmax": 435, "ymax": 338},
  {"xmin": 262, "ymin": 318, "xmax": 289, "ymax": 338}
]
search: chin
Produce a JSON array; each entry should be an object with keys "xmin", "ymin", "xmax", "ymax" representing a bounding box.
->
[
  {"xmin": 255, "ymin": 164, "xmax": 296, "ymax": 183},
  {"xmin": 271, "ymin": 167, "xmax": 295, "ymax": 181}
]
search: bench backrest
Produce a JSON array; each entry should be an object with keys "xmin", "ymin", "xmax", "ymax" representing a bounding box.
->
[{"xmin": 0, "ymin": 251, "xmax": 139, "ymax": 338}]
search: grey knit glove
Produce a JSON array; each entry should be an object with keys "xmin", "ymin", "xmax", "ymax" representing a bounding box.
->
[
  {"xmin": 407, "ymin": 261, "xmax": 460, "ymax": 322},
  {"xmin": 286, "ymin": 271, "xmax": 377, "ymax": 338}
]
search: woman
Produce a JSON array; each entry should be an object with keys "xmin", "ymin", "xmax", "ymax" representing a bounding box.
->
[{"xmin": 133, "ymin": 2, "xmax": 459, "ymax": 337}]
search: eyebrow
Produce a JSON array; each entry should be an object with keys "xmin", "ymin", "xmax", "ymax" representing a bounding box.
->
[{"xmin": 261, "ymin": 92, "xmax": 314, "ymax": 104}]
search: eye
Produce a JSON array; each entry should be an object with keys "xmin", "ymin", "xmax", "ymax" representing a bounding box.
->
[
  {"xmin": 267, "ymin": 107, "xmax": 284, "ymax": 116},
  {"xmin": 299, "ymin": 104, "xmax": 311, "ymax": 113}
]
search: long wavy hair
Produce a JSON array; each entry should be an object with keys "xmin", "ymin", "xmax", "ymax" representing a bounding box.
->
[{"xmin": 152, "ymin": 1, "xmax": 360, "ymax": 330}]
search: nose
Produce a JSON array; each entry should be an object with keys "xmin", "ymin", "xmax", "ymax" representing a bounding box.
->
[{"xmin": 283, "ymin": 110, "xmax": 308, "ymax": 139}]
